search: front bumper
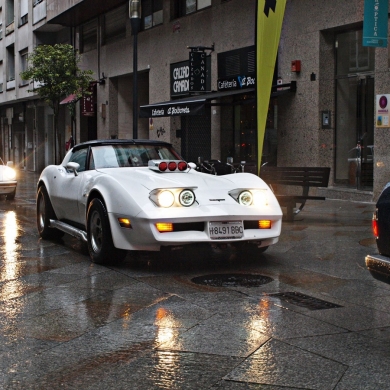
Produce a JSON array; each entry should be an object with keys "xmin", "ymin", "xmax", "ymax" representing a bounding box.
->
[
  {"xmin": 0, "ymin": 181, "xmax": 17, "ymax": 195},
  {"xmin": 365, "ymin": 254, "xmax": 390, "ymax": 284},
  {"xmin": 108, "ymin": 205, "xmax": 282, "ymax": 251}
]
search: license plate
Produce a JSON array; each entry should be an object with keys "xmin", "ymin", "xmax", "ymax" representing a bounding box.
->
[{"xmin": 209, "ymin": 221, "xmax": 243, "ymax": 239}]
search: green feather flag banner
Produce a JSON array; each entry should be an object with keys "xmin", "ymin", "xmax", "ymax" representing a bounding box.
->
[{"xmin": 256, "ymin": 0, "xmax": 286, "ymax": 174}]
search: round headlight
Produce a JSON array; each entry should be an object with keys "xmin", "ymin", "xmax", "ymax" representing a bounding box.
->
[
  {"xmin": 158, "ymin": 190, "xmax": 175, "ymax": 208},
  {"xmin": 4, "ymin": 167, "xmax": 16, "ymax": 181},
  {"xmin": 238, "ymin": 190, "xmax": 253, "ymax": 206},
  {"xmin": 179, "ymin": 189, "xmax": 195, "ymax": 207}
]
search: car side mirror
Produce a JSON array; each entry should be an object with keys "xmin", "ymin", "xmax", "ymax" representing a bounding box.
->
[
  {"xmin": 66, "ymin": 162, "xmax": 80, "ymax": 176},
  {"xmin": 6, "ymin": 161, "xmax": 13, "ymax": 167}
]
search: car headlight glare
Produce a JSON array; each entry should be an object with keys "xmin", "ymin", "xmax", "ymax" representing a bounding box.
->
[
  {"xmin": 253, "ymin": 190, "xmax": 268, "ymax": 206},
  {"xmin": 179, "ymin": 189, "xmax": 195, "ymax": 207},
  {"xmin": 4, "ymin": 167, "xmax": 16, "ymax": 181},
  {"xmin": 158, "ymin": 190, "xmax": 175, "ymax": 208},
  {"xmin": 239, "ymin": 191, "xmax": 253, "ymax": 206}
]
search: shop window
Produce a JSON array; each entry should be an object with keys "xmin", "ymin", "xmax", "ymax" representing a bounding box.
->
[
  {"xmin": 336, "ymin": 30, "xmax": 374, "ymax": 75},
  {"xmin": 20, "ymin": 0, "xmax": 28, "ymax": 26},
  {"xmin": 103, "ymin": 5, "xmax": 127, "ymax": 45},
  {"xmin": 171, "ymin": 0, "xmax": 211, "ymax": 18},
  {"xmin": 142, "ymin": 0, "xmax": 163, "ymax": 29},
  {"xmin": 19, "ymin": 49, "xmax": 28, "ymax": 86},
  {"xmin": 80, "ymin": 19, "xmax": 97, "ymax": 53}
]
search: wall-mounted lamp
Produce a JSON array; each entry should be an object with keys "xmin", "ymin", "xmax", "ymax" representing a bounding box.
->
[
  {"xmin": 99, "ymin": 72, "xmax": 107, "ymax": 85},
  {"xmin": 310, "ymin": 72, "xmax": 316, "ymax": 81}
]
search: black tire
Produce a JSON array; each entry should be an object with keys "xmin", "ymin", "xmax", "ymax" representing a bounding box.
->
[
  {"xmin": 6, "ymin": 188, "xmax": 16, "ymax": 201},
  {"xmin": 36, "ymin": 185, "xmax": 64, "ymax": 239},
  {"xmin": 87, "ymin": 198, "xmax": 127, "ymax": 265}
]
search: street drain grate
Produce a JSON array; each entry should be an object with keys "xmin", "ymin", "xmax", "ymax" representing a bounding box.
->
[
  {"xmin": 191, "ymin": 274, "xmax": 273, "ymax": 287},
  {"xmin": 269, "ymin": 292, "xmax": 342, "ymax": 310}
]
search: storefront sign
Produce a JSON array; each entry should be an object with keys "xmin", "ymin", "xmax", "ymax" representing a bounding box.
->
[
  {"xmin": 82, "ymin": 83, "xmax": 97, "ymax": 117},
  {"xmin": 189, "ymin": 51, "xmax": 206, "ymax": 92},
  {"xmin": 139, "ymin": 100, "xmax": 205, "ymax": 118},
  {"xmin": 218, "ymin": 75, "xmax": 256, "ymax": 91},
  {"xmin": 363, "ymin": 0, "xmax": 388, "ymax": 47},
  {"xmin": 170, "ymin": 58, "xmax": 211, "ymax": 97},
  {"xmin": 376, "ymin": 94, "xmax": 390, "ymax": 127}
]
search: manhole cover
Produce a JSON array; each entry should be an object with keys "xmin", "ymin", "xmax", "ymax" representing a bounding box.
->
[
  {"xmin": 191, "ymin": 274, "xmax": 273, "ymax": 287},
  {"xmin": 269, "ymin": 291, "xmax": 342, "ymax": 310}
]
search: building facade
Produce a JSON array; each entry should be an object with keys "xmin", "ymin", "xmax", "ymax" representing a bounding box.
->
[{"xmin": 1, "ymin": 0, "xmax": 389, "ymax": 201}]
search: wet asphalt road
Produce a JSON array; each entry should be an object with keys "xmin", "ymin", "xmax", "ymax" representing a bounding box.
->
[{"xmin": 0, "ymin": 170, "xmax": 389, "ymax": 389}]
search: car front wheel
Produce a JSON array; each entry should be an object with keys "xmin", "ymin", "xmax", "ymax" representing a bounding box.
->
[
  {"xmin": 36, "ymin": 185, "xmax": 64, "ymax": 239},
  {"xmin": 87, "ymin": 198, "xmax": 127, "ymax": 265}
]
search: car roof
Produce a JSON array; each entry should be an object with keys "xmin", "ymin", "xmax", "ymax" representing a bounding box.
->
[{"xmin": 72, "ymin": 139, "xmax": 172, "ymax": 152}]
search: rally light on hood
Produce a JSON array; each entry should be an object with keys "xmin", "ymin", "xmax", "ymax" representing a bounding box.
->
[
  {"xmin": 148, "ymin": 160, "xmax": 189, "ymax": 173},
  {"xmin": 229, "ymin": 189, "xmax": 269, "ymax": 207},
  {"xmin": 149, "ymin": 188, "xmax": 197, "ymax": 207}
]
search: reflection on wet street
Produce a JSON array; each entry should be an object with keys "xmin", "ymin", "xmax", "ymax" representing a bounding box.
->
[{"xmin": 2, "ymin": 171, "xmax": 390, "ymax": 389}]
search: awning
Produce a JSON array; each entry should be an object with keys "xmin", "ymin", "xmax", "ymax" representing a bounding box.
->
[
  {"xmin": 139, "ymin": 89, "xmax": 255, "ymax": 118},
  {"xmin": 139, "ymin": 82, "xmax": 296, "ymax": 118},
  {"xmin": 60, "ymin": 94, "xmax": 78, "ymax": 105}
]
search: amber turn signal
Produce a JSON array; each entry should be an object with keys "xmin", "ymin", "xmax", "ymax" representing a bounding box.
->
[
  {"xmin": 118, "ymin": 218, "xmax": 132, "ymax": 228},
  {"xmin": 258, "ymin": 220, "xmax": 271, "ymax": 229},
  {"xmin": 156, "ymin": 222, "xmax": 173, "ymax": 232}
]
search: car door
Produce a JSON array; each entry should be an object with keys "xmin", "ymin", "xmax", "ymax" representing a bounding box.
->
[{"xmin": 50, "ymin": 148, "xmax": 88, "ymax": 224}]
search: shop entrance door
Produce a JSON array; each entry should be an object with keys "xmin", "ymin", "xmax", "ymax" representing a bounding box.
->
[{"xmin": 335, "ymin": 76, "xmax": 374, "ymax": 189}]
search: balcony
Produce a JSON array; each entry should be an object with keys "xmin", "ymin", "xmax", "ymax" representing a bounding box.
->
[{"xmin": 33, "ymin": 0, "xmax": 46, "ymax": 24}]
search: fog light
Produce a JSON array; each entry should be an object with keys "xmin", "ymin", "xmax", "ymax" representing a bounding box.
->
[
  {"xmin": 156, "ymin": 223, "xmax": 173, "ymax": 232},
  {"xmin": 259, "ymin": 220, "xmax": 271, "ymax": 229},
  {"xmin": 118, "ymin": 218, "xmax": 132, "ymax": 228}
]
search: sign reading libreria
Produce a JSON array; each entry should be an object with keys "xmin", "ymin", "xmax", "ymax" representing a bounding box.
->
[{"xmin": 363, "ymin": 0, "xmax": 388, "ymax": 47}]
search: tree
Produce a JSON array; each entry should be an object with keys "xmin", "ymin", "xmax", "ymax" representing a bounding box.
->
[{"xmin": 20, "ymin": 44, "xmax": 94, "ymax": 163}]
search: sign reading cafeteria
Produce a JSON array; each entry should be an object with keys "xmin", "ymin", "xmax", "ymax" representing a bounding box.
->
[{"xmin": 376, "ymin": 94, "xmax": 390, "ymax": 127}]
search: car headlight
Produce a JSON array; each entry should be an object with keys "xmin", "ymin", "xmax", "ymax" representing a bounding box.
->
[
  {"xmin": 4, "ymin": 167, "xmax": 16, "ymax": 181},
  {"xmin": 238, "ymin": 190, "xmax": 253, "ymax": 206},
  {"xmin": 179, "ymin": 189, "xmax": 195, "ymax": 207},
  {"xmin": 149, "ymin": 188, "xmax": 197, "ymax": 208},
  {"xmin": 229, "ymin": 189, "xmax": 268, "ymax": 207},
  {"xmin": 157, "ymin": 190, "xmax": 175, "ymax": 208}
]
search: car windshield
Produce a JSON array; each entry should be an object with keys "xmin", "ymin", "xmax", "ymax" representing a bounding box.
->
[{"xmin": 91, "ymin": 144, "xmax": 181, "ymax": 169}]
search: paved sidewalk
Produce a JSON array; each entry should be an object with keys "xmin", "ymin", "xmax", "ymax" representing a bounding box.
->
[{"xmin": 1, "ymin": 170, "xmax": 389, "ymax": 389}]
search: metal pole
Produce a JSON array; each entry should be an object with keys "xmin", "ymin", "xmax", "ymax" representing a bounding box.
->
[
  {"xmin": 130, "ymin": 0, "xmax": 141, "ymax": 140},
  {"xmin": 133, "ymin": 31, "xmax": 138, "ymax": 139}
]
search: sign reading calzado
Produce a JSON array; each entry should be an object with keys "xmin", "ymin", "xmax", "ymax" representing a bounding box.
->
[{"xmin": 170, "ymin": 58, "xmax": 211, "ymax": 97}]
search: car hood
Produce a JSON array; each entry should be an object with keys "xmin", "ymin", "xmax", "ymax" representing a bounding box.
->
[{"xmin": 96, "ymin": 167, "xmax": 265, "ymax": 191}]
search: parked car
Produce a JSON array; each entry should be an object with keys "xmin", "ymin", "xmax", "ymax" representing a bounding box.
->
[
  {"xmin": 36, "ymin": 139, "xmax": 283, "ymax": 265},
  {"xmin": 365, "ymin": 181, "xmax": 390, "ymax": 282},
  {"xmin": 0, "ymin": 158, "xmax": 17, "ymax": 200}
]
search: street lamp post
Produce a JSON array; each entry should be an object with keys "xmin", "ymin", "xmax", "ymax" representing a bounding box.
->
[{"xmin": 130, "ymin": 0, "xmax": 141, "ymax": 139}]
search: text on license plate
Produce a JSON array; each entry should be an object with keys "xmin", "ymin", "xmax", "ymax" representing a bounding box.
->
[{"xmin": 209, "ymin": 221, "xmax": 243, "ymax": 239}]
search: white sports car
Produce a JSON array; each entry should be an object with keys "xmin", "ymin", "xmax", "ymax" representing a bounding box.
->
[{"xmin": 37, "ymin": 139, "xmax": 282, "ymax": 264}]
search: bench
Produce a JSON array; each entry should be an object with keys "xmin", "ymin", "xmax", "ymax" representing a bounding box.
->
[{"xmin": 259, "ymin": 166, "xmax": 330, "ymax": 221}]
